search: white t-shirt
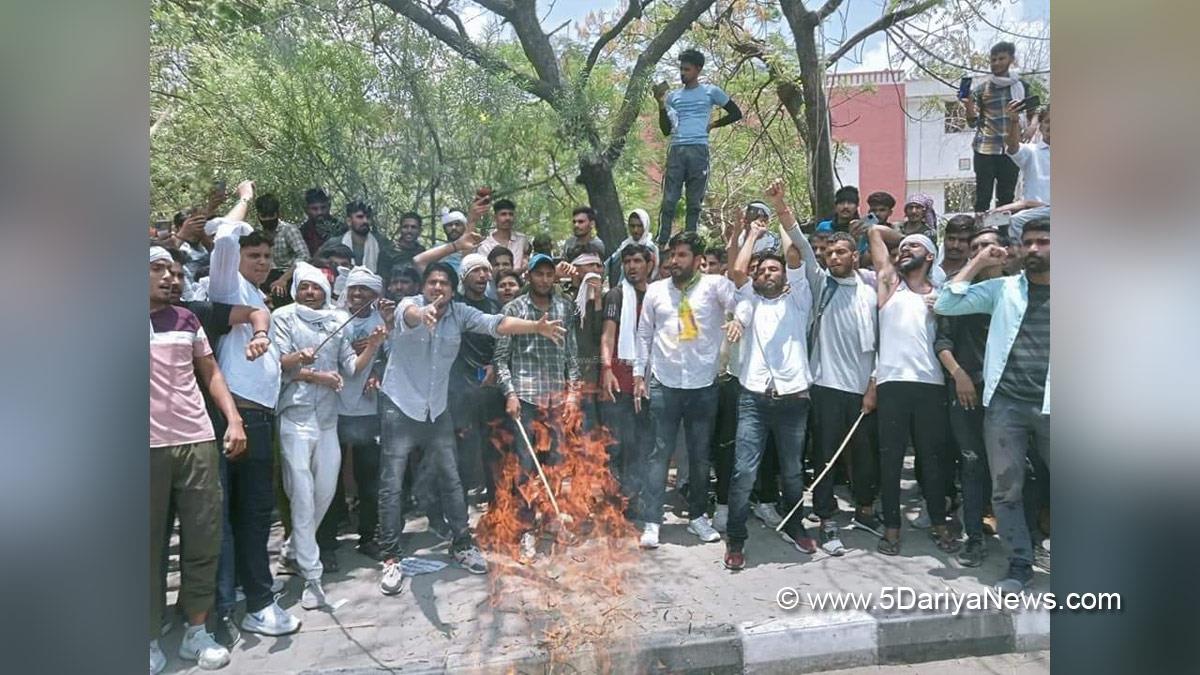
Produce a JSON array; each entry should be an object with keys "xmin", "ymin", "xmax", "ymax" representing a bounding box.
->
[
  {"xmin": 734, "ymin": 269, "xmax": 813, "ymax": 395},
  {"xmin": 876, "ymin": 281, "xmax": 943, "ymax": 386},
  {"xmin": 1008, "ymin": 141, "xmax": 1051, "ymax": 205}
]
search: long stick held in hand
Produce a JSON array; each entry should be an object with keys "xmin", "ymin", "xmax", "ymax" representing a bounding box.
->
[
  {"xmin": 312, "ymin": 300, "xmax": 375, "ymax": 355},
  {"xmin": 776, "ymin": 411, "xmax": 865, "ymax": 533},
  {"xmin": 514, "ymin": 414, "xmax": 563, "ymax": 518}
]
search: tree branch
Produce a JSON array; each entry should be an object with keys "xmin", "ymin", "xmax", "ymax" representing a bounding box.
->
[
  {"xmin": 603, "ymin": 0, "xmax": 718, "ymax": 160},
  {"xmin": 824, "ymin": 0, "xmax": 942, "ymax": 67},
  {"xmin": 376, "ymin": 0, "xmax": 558, "ymax": 101},
  {"xmin": 504, "ymin": 0, "xmax": 564, "ymax": 90},
  {"xmin": 583, "ymin": 0, "xmax": 651, "ymax": 77},
  {"xmin": 816, "ymin": 0, "xmax": 846, "ymax": 21}
]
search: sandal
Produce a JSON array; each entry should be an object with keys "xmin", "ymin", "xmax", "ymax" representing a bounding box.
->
[
  {"xmin": 934, "ymin": 530, "xmax": 962, "ymax": 554},
  {"xmin": 876, "ymin": 536, "xmax": 901, "ymax": 556}
]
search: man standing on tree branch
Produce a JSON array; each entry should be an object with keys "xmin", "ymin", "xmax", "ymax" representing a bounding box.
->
[{"xmin": 654, "ymin": 48, "xmax": 743, "ymax": 246}]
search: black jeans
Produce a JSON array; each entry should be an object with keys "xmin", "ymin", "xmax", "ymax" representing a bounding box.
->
[
  {"xmin": 657, "ymin": 144, "xmax": 710, "ymax": 244},
  {"xmin": 946, "ymin": 387, "xmax": 991, "ymax": 539},
  {"xmin": 877, "ymin": 382, "xmax": 949, "ymax": 531},
  {"xmin": 214, "ymin": 408, "xmax": 276, "ymax": 615},
  {"xmin": 643, "ymin": 379, "xmax": 718, "ymax": 523},
  {"xmin": 339, "ymin": 414, "xmax": 381, "ymax": 543},
  {"xmin": 810, "ymin": 386, "xmax": 879, "ymax": 519},
  {"xmin": 598, "ymin": 392, "xmax": 655, "ymax": 517},
  {"xmin": 727, "ymin": 389, "xmax": 809, "ymax": 546},
  {"xmin": 506, "ymin": 399, "xmax": 566, "ymax": 529},
  {"xmin": 973, "ymin": 152, "xmax": 1019, "ymax": 212}
]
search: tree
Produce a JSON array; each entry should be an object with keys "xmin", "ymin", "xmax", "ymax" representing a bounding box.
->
[{"xmin": 376, "ymin": 0, "xmax": 718, "ymax": 247}]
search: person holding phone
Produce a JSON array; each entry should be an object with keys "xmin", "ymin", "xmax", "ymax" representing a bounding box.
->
[
  {"xmin": 961, "ymin": 42, "xmax": 1027, "ymax": 212},
  {"xmin": 996, "ymin": 103, "xmax": 1050, "ymax": 242},
  {"xmin": 654, "ymin": 49, "xmax": 743, "ymax": 245}
]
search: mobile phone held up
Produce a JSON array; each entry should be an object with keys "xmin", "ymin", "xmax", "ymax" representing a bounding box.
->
[
  {"xmin": 1017, "ymin": 95, "xmax": 1041, "ymax": 113},
  {"xmin": 957, "ymin": 76, "xmax": 972, "ymax": 100}
]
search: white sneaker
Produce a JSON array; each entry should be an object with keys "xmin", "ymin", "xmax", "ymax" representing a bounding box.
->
[
  {"xmin": 639, "ymin": 523, "xmax": 661, "ymax": 549},
  {"xmin": 910, "ymin": 508, "xmax": 932, "ymax": 529},
  {"xmin": 178, "ymin": 625, "xmax": 231, "ymax": 670},
  {"xmin": 688, "ymin": 515, "xmax": 721, "ymax": 543},
  {"xmin": 518, "ymin": 532, "xmax": 539, "ymax": 565},
  {"xmin": 150, "ymin": 640, "xmax": 166, "ymax": 675},
  {"xmin": 713, "ymin": 504, "xmax": 728, "ymax": 533},
  {"xmin": 751, "ymin": 503, "xmax": 784, "ymax": 529},
  {"xmin": 454, "ymin": 546, "xmax": 489, "ymax": 575},
  {"xmin": 240, "ymin": 601, "xmax": 301, "ymax": 636},
  {"xmin": 301, "ymin": 579, "xmax": 327, "ymax": 610},
  {"xmin": 380, "ymin": 559, "xmax": 405, "ymax": 596}
]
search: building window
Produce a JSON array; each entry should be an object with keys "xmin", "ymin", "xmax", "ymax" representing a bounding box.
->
[
  {"xmin": 944, "ymin": 101, "xmax": 968, "ymax": 134},
  {"xmin": 945, "ymin": 180, "xmax": 976, "ymax": 213},
  {"xmin": 958, "ymin": 158, "xmax": 971, "ymax": 171}
]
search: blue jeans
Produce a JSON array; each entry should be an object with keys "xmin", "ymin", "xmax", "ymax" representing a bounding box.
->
[
  {"xmin": 657, "ymin": 144, "xmax": 710, "ymax": 244},
  {"xmin": 214, "ymin": 408, "xmax": 276, "ymax": 616},
  {"xmin": 377, "ymin": 395, "xmax": 472, "ymax": 558},
  {"xmin": 727, "ymin": 389, "xmax": 810, "ymax": 545},
  {"xmin": 983, "ymin": 393, "xmax": 1050, "ymax": 571},
  {"xmin": 599, "ymin": 393, "xmax": 655, "ymax": 517},
  {"xmin": 642, "ymin": 379, "xmax": 718, "ymax": 524}
]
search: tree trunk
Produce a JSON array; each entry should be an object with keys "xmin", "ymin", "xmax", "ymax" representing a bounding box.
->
[
  {"xmin": 576, "ymin": 157, "xmax": 626, "ymax": 251},
  {"xmin": 794, "ymin": 22, "xmax": 836, "ymax": 221}
]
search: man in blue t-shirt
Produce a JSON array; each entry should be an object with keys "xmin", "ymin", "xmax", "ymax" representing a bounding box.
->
[{"xmin": 653, "ymin": 48, "xmax": 742, "ymax": 245}]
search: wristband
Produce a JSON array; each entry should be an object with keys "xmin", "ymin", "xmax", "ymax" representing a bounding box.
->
[{"xmin": 252, "ymin": 329, "xmax": 269, "ymax": 338}]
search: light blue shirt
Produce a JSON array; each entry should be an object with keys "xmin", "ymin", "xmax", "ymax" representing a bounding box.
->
[
  {"xmin": 934, "ymin": 273, "xmax": 1050, "ymax": 414},
  {"xmin": 666, "ymin": 83, "xmax": 730, "ymax": 146}
]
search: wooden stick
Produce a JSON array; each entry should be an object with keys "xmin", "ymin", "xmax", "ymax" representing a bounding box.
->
[
  {"xmin": 312, "ymin": 300, "xmax": 374, "ymax": 355},
  {"xmin": 513, "ymin": 413, "xmax": 563, "ymax": 518},
  {"xmin": 776, "ymin": 411, "xmax": 866, "ymax": 533}
]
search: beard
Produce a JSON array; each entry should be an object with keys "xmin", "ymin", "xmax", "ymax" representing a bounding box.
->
[
  {"xmin": 1023, "ymin": 255, "xmax": 1049, "ymax": 273},
  {"xmin": 899, "ymin": 255, "xmax": 927, "ymax": 274}
]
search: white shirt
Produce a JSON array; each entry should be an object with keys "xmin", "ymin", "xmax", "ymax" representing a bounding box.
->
[
  {"xmin": 733, "ymin": 268, "xmax": 813, "ymax": 395},
  {"xmin": 337, "ymin": 312, "xmax": 386, "ymax": 417},
  {"xmin": 876, "ymin": 281, "xmax": 943, "ymax": 386},
  {"xmin": 635, "ymin": 273, "xmax": 739, "ymax": 390},
  {"xmin": 206, "ymin": 219, "xmax": 282, "ymax": 407},
  {"xmin": 1008, "ymin": 141, "xmax": 1051, "ymax": 205}
]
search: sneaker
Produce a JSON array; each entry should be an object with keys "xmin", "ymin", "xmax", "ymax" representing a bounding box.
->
[
  {"xmin": 687, "ymin": 515, "xmax": 721, "ymax": 543},
  {"xmin": 995, "ymin": 564, "xmax": 1034, "ymax": 595},
  {"xmin": 850, "ymin": 512, "xmax": 884, "ymax": 537},
  {"xmin": 321, "ymin": 551, "xmax": 339, "ymax": 574},
  {"xmin": 211, "ymin": 614, "xmax": 240, "ymax": 649},
  {"xmin": 150, "ymin": 640, "xmax": 166, "ymax": 675},
  {"xmin": 782, "ymin": 527, "xmax": 818, "ymax": 554},
  {"xmin": 301, "ymin": 579, "xmax": 327, "ymax": 610},
  {"xmin": 240, "ymin": 601, "xmax": 301, "ymax": 636},
  {"xmin": 639, "ymin": 523, "xmax": 661, "ymax": 549},
  {"xmin": 178, "ymin": 625, "xmax": 231, "ymax": 670},
  {"xmin": 454, "ymin": 546, "xmax": 489, "ymax": 575},
  {"xmin": 519, "ymin": 532, "xmax": 539, "ymax": 564},
  {"xmin": 909, "ymin": 507, "xmax": 932, "ymax": 529},
  {"xmin": 275, "ymin": 556, "xmax": 300, "ymax": 576},
  {"xmin": 751, "ymin": 503, "xmax": 784, "ymax": 529},
  {"xmin": 957, "ymin": 537, "xmax": 986, "ymax": 567},
  {"xmin": 819, "ymin": 522, "xmax": 846, "ymax": 556},
  {"xmin": 1033, "ymin": 544, "xmax": 1052, "ymax": 573},
  {"xmin": 356, "ymin": 539, "xmax": 383, "ymax": 561},
  {"xmin": 723, "ymin": 544, "xmax": 745, "ymax": 571},
  {"xmin": 380, "ymin": 559, "xmax": 405, "ymax": 596},
  {"xmin": 713, "ymin": 504, "xmax": 728, "ymax": 533}
]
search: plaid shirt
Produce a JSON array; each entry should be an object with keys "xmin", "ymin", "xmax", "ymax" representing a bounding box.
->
[
  {"xmin": 971, "ymin": 81, "xmax": 1021, "ymax": 156},
  {"xmin": 494, "ymin": 292, "xmax": 581, "ymax": 404},
  {"xmin": 268, "ymin": 219, "xmax": 308, "ymax": 271}
]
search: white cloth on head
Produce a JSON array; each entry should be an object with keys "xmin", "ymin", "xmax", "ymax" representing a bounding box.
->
[
  {"xmin": 457, "ymin": 253, "xmax": 492, "ymax": 294},
  {"xmin": 570, "ymin": 252, "xmax": 603, "ymax": 267},
  {"xmin": 332, "ymin": 266, "xmax": 350, "ymax": 300},
  {"xmin": 150, "ymin": 247, "xmax": 171, "ymax": 265},
  {"xmin": 290, "ymin": 261, "xmax": 335, "ymax": 324},
  {"xmin": 441, "ymin": 208, "xmax": 467, "ymax": 226},
  {"xmin": 337, "ymin": 266, "xmax": 383, "ymax": 308},
  {"xmin": 341, "ymin": 230, "xmax": 380, "ymax": 272},
  {"xmin": 899, "ymin": 233, "xmax": 936, "ymax": 258},
  {"xmin": 747, "ymin": 201, "xmax": 774, "ymax": 220},
  {"xmin": 608, "ymin": 208, "xmax": 659, "ymax": 281},
  {"xmin": 616, "ymin": 278, "xmax": 640, "ymax": 362},
  {"xmin": 575, "ymin": 272, "xmax": 602, "ymax": 320}
]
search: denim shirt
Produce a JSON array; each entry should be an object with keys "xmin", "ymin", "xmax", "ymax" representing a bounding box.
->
[{"xmin": 934, "ymin": 272, "xmax": 1050, "ymax": 414}]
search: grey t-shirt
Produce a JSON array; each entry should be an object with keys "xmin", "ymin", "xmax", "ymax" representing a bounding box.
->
[{"xmin": 809, "ymin": 272, "xmax": 877, "ymax": 395}]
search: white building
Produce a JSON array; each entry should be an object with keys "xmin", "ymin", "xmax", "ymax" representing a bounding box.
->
[{"xmin": 904, "ymin": 78, "xmax": 978, "ymax": 217}]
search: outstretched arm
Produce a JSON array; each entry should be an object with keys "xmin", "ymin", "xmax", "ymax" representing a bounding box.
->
[{"xmin": 867, "ymin": 225, "xmax": 898, "ymax": 306}]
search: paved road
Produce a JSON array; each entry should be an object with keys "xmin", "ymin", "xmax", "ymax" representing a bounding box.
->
[{"xmin": 825, "ymin": 650, "xmax": 1049, "ymax": 674}]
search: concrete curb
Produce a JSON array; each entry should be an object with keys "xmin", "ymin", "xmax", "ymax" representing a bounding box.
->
[{"xmin": 307, "ymin": 609, "xmax": 1049, "ymax": 674}]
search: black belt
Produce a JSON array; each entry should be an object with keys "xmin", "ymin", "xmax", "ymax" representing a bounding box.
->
[{"xmin": 758, "ymin": 386, "xmax": 810, "ymax": 402}]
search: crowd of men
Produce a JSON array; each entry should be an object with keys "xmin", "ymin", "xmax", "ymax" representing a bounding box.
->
[{"xmin": 149, "ymin": 42, "xmax": 1049, "ymax": 674}]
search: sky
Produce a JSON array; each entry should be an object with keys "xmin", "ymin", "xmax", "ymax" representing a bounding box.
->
[{"xmin": 464, "ymin": 0, "xmax": 1050, "ymax": 75}]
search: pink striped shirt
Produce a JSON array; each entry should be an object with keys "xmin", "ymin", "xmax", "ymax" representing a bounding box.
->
[{"xmin": 150, "ymin": 306, "xmax": 216, "ymax": 448}]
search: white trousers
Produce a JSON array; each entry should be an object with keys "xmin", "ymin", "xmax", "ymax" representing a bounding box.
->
[{"xmin": 278, "ymin": 414, "xmax": 341, "ymax": 580}]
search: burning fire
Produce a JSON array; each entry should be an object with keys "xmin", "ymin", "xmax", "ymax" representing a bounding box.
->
[{"xmin": 475, "ymin": 394, "xmax": 641, "ymax": 669}]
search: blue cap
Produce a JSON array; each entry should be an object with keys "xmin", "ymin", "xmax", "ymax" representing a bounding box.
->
[
  {"xmin": 815, "ymin": 219, "xmax": 834, "ymax": 233},
  {"xmin": 528, "ymin": 253, "xmax": 555, "ymax": 271}
]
